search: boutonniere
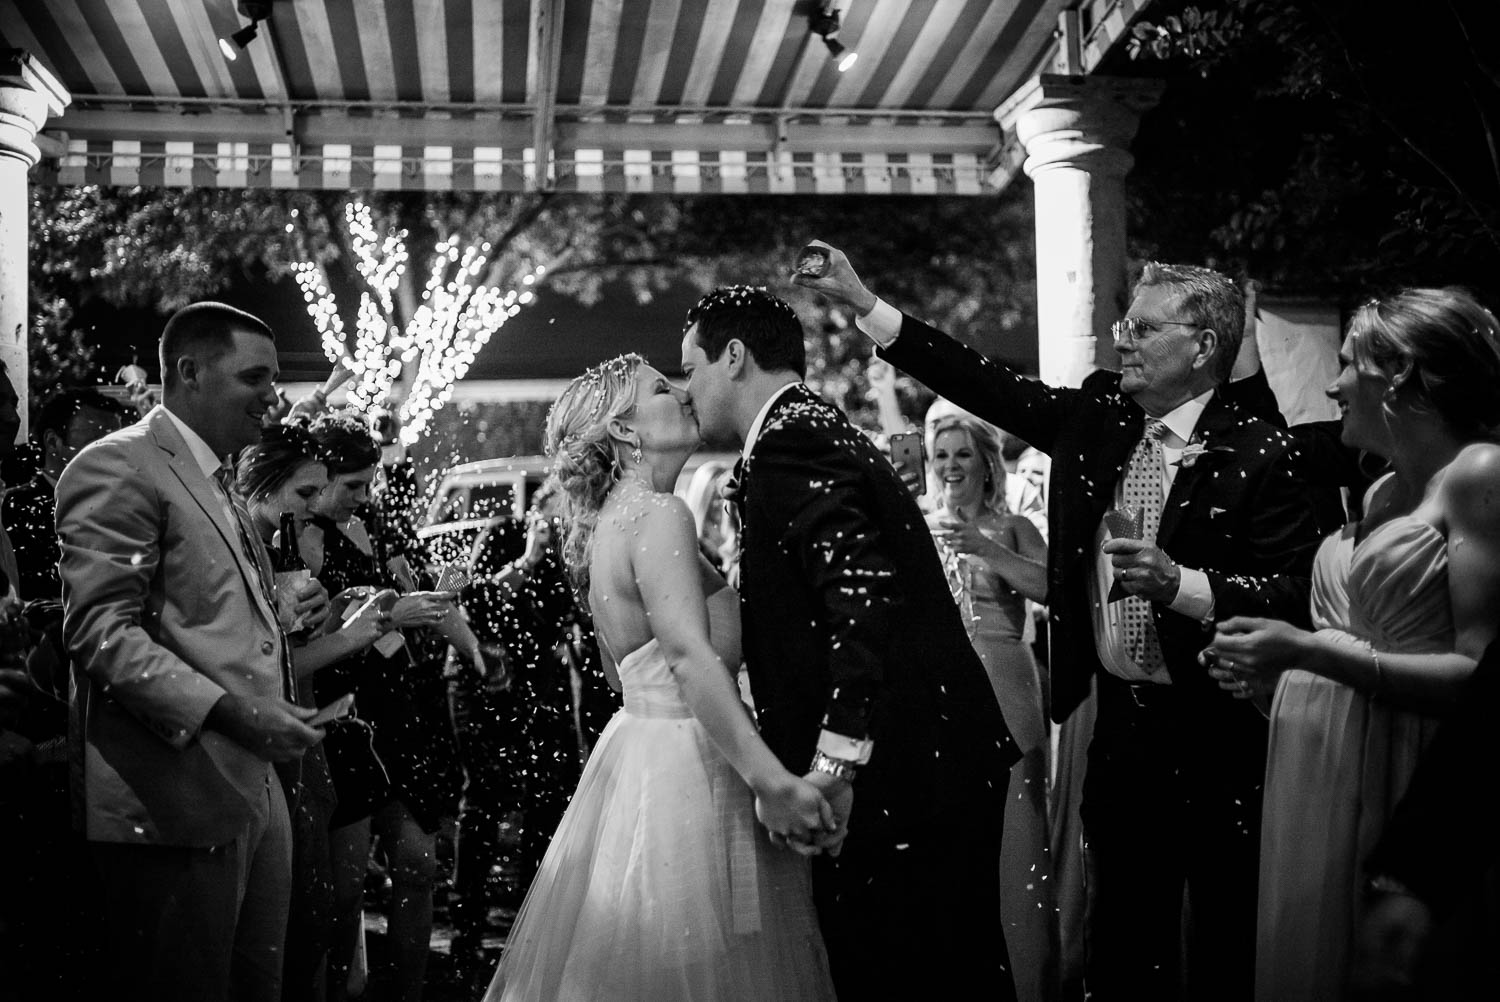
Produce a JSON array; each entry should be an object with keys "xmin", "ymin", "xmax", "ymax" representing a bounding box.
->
[
  {"xmin": 719, "ymin": 459, "xmax": 746, "ymax": 503},
  {"xmin": 1174, "ymin": 441, "xmax": 1233, "ymax": 470}
]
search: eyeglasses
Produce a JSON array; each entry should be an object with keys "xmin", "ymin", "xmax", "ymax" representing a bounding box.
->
[{"xmin": 1110, "ymin": 316, "xmax": 1201, "ymax": 346}]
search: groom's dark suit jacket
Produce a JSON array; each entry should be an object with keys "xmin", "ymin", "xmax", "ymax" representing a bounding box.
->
[
  {"xmin": 736, "ymin": 383, "xmax": 1018, "ymax": 842},
  {"xmin": 880, "ymin": 317, "xmax": 1326, "ymax": 723}
]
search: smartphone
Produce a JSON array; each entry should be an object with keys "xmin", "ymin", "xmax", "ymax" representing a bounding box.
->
[
  {"xmin": 888, "ymin": 432, "xmax": 926, "ymax": 496},
  {"xmin": 308, "ymin": 692, "xmax": 355, "ymax": 727}
]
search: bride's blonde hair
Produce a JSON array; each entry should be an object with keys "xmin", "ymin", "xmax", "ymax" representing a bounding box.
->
[{"xmin": 544, "ymin": 353, "xmax": 644, "ymax": 595}]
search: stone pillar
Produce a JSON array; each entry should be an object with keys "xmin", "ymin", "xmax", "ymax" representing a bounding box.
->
[
  {"xmin": 1000, "ymin": 75, "xmax": 1160, "ymax": 387},
  {"xmin": 0, "ymin": 50, "xmax": 70, "ymax": 440}
]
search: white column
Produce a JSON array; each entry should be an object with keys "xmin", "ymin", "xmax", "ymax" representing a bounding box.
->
[
  {"xmin": 1001, "ymin": 75, "xmax": 1160, "ymax": 388},
  {"xmin": 0, "ymin": 51, "xmax": 70, "ymax": 440}
]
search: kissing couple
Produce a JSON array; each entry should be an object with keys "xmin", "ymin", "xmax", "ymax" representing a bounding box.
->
[{"xmin": 483, "ymin": 285, "xmax": 1020, "ymax": 1002}]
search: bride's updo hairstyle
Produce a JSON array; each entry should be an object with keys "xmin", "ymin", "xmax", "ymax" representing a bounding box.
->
[
  {"xmin": 1348, "ymin": 287, "xmax": 1500, "ymax": 437},
  {"xmin": 544, "ymin": 353, "xmax": 645, "ymax": 593}
]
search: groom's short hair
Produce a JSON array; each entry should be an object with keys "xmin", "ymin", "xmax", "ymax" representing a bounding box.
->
[{"xmin": 684, "ymin": 286, "xmax": 806, "ymax": 378}]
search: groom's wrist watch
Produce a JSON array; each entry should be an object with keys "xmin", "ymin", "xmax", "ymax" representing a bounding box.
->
[{"xmin": 811, "ymin": 750, "xmax": 859, "ymax": 784}]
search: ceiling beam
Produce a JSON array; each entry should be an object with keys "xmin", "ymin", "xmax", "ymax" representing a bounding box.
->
[
  {"xmin": 528, "ymin": 0, "xmax": 565, "ymax": 191},
  {"xmin": 54, "ymin": 93, "xmax": 992, "ymax": 124},
  {"xmin": 986, "ymin": 0, "xmax": 1160, "ymax": 191},
  {"xmin": 1079, "ymin": 0, "xmax": 1158, "ymax": 74},
  {"xmin": 47, "ymin": 108, "xmax": 997, "ymax": 156}
]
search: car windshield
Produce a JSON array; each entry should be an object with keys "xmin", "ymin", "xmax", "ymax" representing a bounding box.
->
[{"xmin": 436, "ymin": 482, "xmax": 517, "ymax": 524}]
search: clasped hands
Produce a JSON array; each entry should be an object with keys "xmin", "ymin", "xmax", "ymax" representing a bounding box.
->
[
  {"xmin": 1200, "ymin": 616, "xmax": 1309, "ymax": 702},
  {"xmin": 755, "ymin": 771, "xmax": 851, "ymax": 858}
]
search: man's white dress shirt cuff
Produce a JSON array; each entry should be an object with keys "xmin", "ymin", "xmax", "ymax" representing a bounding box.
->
[
  {"xmin": 817, "ymin": 729, "xmax": 874, "ymax": 765},
  {"xmin": 854, "ymin": 298, "xmax": 903, "ymax": 348},
  {"xmin": 1168, "ymin": 566, "xmax": 1215, "ymax": 622}
]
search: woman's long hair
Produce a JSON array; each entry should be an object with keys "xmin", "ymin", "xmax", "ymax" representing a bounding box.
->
[
  {"xmin": 236, "ymin": 419, "xmax": 327, "ymax": 505},
  {"xmin": 544, "ymin": 354, "xmax": 643, "ymax": 599}
]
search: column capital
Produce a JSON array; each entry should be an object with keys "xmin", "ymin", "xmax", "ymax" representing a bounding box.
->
[
  {"xmin": 0, "ymin": 49, "xmax": 71, "ymax": 168},
  {"xmin": 996, "ymin": 73, "xmax": 1162, "ymax": 182}
]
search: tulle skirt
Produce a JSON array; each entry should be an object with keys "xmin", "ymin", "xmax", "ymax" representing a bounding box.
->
[{"xmin": 483, "ymin": 704, "xmax": 835, "ymax": 1002}]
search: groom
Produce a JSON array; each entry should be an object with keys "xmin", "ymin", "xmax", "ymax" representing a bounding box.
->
[{"xmin": 681, "ymin": 286, "xmax": 1020, "ymax": 1001}]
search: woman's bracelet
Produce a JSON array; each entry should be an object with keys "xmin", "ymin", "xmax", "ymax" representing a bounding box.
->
[{"xmin": 1363, "ymin": 640, "xmax": 1385, "ymax": 695}]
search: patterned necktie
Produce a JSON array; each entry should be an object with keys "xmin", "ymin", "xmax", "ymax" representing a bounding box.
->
[
  {"xmin": 215, "ymin": 464, "xmax": 296, "ymax": 702},
  {"xmin": 1120, "ymin": 419, "xmax": 1168, "ymax": 675},
  {"xmin": 723, "ymin": 456, "xmax": 746, "ymax": 505}
]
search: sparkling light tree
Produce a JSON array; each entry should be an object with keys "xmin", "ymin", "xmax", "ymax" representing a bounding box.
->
[{"xmin": 293, "ymin": 201, "xmax": 547, "ymax": 445}]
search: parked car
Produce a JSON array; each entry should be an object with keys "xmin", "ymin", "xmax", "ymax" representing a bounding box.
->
[{"xmin": 417, "ymin": 451, "xmax": 738, "ymax": 569}]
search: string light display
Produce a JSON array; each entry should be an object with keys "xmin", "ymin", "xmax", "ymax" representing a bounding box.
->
[{"xmin": 292, "ymin": 200, "xmax": 546, "ymax": 444}]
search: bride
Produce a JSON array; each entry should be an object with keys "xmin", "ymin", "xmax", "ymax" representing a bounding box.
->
[{"xmin": 483, "ymin": 354, "xmax": 837, "ymax": 1001}]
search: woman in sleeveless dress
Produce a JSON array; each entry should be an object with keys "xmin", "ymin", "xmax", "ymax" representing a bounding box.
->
[
  {"xmin": 300, "ymin": 411, "xmax": 470, "ymax": 1002},
  {"xmin": 1206, "ymin": 288, "xmax": 1500, "ymax": 1002},
  {"xmin": 923, "ymin": 413, "xmax": 1054, "ymax": 1002},
  {"xmin": 235, "ymin": 421, "xmax": 400, "ymax": 1002},
  {"xmin": 485, "ymin": 354, "xmax": 836, "ymax": 1002}
]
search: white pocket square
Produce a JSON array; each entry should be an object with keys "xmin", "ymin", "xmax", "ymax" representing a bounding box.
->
[{"xmin": 1210, "ymin": 506, "xmax": 1227, "ymax": 517}]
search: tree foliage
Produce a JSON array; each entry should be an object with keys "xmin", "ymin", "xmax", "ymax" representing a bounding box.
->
[
  {"xmin": 29, "ymin": 184, "xmax": 1036, "ymax": 434},
  {"xmin": 1119, "ymin": 0, "xmax": 1500, "ymax": 306}
]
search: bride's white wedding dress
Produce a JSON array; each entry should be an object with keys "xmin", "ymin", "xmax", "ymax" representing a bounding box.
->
[{"xmin": 482, "ymin": 584, "xmax": 835, "ymax": 1002}]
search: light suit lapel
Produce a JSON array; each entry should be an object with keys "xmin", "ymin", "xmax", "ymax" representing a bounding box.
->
[{"xmin": 147, "ymin": 409, "xmax": 279, "ymax": 630}]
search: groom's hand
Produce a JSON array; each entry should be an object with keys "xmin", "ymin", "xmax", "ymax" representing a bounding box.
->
[
  {"xmin": 802, "ymin": 771, "xmax": 854, "ymax": 858},
  {"xmin": 755, "ymin": 774, "xmax": 836, "ymax": 855}
]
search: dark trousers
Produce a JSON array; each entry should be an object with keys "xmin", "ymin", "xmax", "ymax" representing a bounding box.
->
[
  {"xmin": 0, "ymin": 760, "xmax": 105, "ymax": 1002},
  {"xmin": 282, "ymin": 752, "xmax": 338, "ymax": 1002},
  {"xmin": 813, "ymin": 802, "xmax": 1016, "ymax": 1001},
  {"xmin": 448, "ymin": 677, "xmax": 525, "ymax": 938},
  {"xmin": 1082, "ymin": 675, "xmax": 1265, "ymax": 1002},
  {"xmin": 90, "ymin": 771, "xmax": 292, "ymax": 1002}
]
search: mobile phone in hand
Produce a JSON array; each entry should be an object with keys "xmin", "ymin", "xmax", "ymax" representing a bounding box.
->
[
  {"xmin": 308, "ymin": 692, "xmax": 355, "ymax": 727},
  {"xmin": 888, "ymin": 432, "xmax": 927, "ymax": 496}
]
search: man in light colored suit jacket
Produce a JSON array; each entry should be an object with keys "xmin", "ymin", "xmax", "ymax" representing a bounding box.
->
[{"xmin": 58, "ymin": 302, "xmax": 324, "ymax": 1002}]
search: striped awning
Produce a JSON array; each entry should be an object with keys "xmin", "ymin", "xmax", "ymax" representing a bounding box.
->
[{"xmin": 5, "ymin": 0, "xmax": 1149, "ymax": 195}]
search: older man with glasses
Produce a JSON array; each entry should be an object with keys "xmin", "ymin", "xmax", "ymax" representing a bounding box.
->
[{"xmin": 795, "ymin": 247, "xmax": 1327, "ymax": 1002}]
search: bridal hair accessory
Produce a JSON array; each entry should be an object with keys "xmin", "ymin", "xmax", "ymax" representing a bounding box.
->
[
  {"xmin": 544, "ymin": 353, "xmax": 644, "ymax": 459},
  {"xmin": 580, "ymin": 353, "xmax": 644, "ymax": 422}
]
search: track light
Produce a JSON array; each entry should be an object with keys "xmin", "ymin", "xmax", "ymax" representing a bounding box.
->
[
  {"xmin": 218, "ymin": 22, "xmax": 258, "ymax": 60},
  {"xmin": 218, "ymin": 1, "xmax": 273, "ymax": 62},
  {"xmin": 810, "ymin": 5, "xmax": 858, "ymax": 72}
]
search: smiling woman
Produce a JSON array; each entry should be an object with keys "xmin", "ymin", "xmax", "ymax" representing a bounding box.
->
[
  {"xmin": 921, "ymin": 412, "xmax": 1053, "ymax": 1002},
  {"xmin": 1208, "ymin": 286, "xmax": 1500, "ymax": 1002}
]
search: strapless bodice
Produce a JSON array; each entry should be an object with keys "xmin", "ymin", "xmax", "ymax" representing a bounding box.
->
[
  {"xmin": 1346, "ymin": 515, "xmax": 1451, "ymax": 654},
  {"xmin": 615, "ymin": 585, "xmax": 741, "ymax": 719}
]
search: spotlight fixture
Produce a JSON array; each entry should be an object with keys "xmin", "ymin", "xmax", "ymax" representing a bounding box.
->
[
  {"xmin": 810, "ymin": 4, "xmax": 858, "ymax": 73},
  {"xmin": 218, "ymin": 1, "xmax": 273, "ymax": 62}
]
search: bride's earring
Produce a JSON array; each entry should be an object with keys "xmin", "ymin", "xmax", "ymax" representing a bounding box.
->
[{"xmin": 631, "ymin": 444, "xmax": 643, "ymax": 465}]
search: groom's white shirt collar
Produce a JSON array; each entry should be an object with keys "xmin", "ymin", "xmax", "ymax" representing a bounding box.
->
[
  {"xmin": 740, "ymin": 379, "xmax": 801, "ymax": 464},
  {"xmin": 162, "ymin": 406, "xmax": 229, "ymax": 479}
]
